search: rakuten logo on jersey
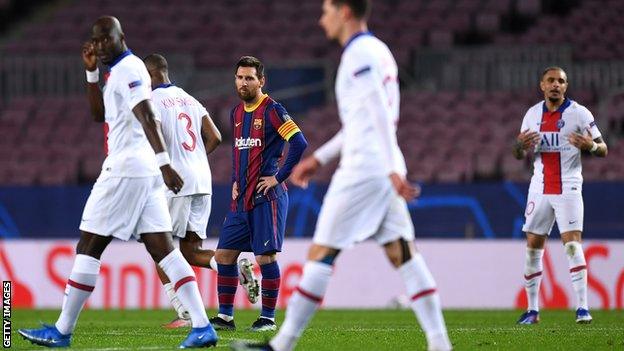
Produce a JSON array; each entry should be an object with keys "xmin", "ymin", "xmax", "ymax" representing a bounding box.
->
[{"xmin": 235, "ymin": 137, "xmax": 262, "ymax": 150}]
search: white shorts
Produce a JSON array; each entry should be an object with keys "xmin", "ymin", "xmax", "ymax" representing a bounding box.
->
[
  {"xmin": 79, "ymin": 175, "xmax": 172, "ymax": 241},
  {"xmin": 167, "ymin": 194, "xmax": 211, "ymax": 239},
  {"xmin": 522, "ymin": 192, "xmax": 584, "ymax": 235},
  {"xmin": 313, "ymin": 176, "xmax": 415, "ymax": 249}
]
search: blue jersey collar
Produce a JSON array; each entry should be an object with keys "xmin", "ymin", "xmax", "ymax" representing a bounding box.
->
[
  {"xmin": 542, "ymin": 98, "xmax": 571, "ymax": 113},
  {"xmin": 153, "ymin": 83, "xmax": 175, "ymax": 91},
  {"xmin": 108, "ymin": 49, "xmax": 133, "ymax": 68},
  {"xmin": 343, "ymin": 31, "xmax": 373, "ymax": 51}
]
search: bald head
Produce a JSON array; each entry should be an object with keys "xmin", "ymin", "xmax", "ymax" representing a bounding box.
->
[{"xmin": 91, "ymin": 16, "xmax": 127, "ymax": 65}]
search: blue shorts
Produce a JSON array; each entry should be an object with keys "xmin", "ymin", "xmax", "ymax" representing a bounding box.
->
[{"xmin": 218, "ymin": 192, "xmax": 288, "ymax": 255}]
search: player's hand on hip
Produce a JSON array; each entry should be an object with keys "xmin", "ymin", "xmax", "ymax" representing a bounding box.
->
[
  {"xmin": 516, "ymin": 129, "xmax": 541, "ymax": 150},
  {"xmin": 161, "ymin": 165, "xmax": 184, "ymax": 194},
  {"xmin": 232, "ymin": 181, "xmax": 239, "ymax": 200},
  {"xmin": 567, "ymin": 131, "xmax": 593, "ymax": 150},
  {"xmin": 257, "ymin": 176, "xmax": 278, "ymax": 195},
  {"xmin": 291, "ymin": 156, "xmax": 320, "ymax": 188},
  {"xmin": 81, "ymin": 41, "xmax": 97, "ymax": 71},
  {"xmin": 389, "ymin": 173, "xmax": 420, "ymax": 202}
]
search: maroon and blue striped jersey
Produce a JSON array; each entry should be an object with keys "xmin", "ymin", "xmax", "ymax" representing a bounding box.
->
[{"xmin": 231, "ymin": 94, "xmax": 302, "ymax": 211}]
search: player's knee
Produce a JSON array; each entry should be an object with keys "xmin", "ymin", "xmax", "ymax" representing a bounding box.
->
[
  {"xmin": 385, "ymin": 238, "xmax": 412, "ymax": 268},
  {"xmin": 215, "ymin": 249, "xmax": 238, "ymax": 265},
  {"xmin": 315, "ymin": 251, "xmax": 340, "ymax": 266},
  {"xmin": 255, "ymin": 253, "xmax": 277, "ymax": 266}
]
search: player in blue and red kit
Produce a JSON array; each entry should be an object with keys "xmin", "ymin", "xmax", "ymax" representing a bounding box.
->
[{"xmin": 210, "ymin": 56, "xmax": 307, "ymax": 332}]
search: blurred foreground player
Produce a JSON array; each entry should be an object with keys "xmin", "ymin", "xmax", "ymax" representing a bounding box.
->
[
  {"xmin": 144, "ymin": 53, "xmax": 259, "ymax": 329},
  {"xmin": 513, "ymin": 67, "xmax": 607, "ymax": 325},
  {"xmin": 210, "ymin": 56, "xmax": 307, "ymax": 332},
  {"xmin": 18, "ymin": 17, "xmax": 217, "ymax": 348},
  {"xmin": 231, "ymin": 1, "xmax": 451, "ymax": 350}
]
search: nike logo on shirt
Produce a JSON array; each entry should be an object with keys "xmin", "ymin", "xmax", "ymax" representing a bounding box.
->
[
  {"xmin": 235, "ymin": 122, "xmax": 242, "ymax": 127},
  {"xmin": 264, "ymin": 240, "xmax": 270, "ymax": 246}
]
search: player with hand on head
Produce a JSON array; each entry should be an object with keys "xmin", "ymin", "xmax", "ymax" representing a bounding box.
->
[
  {"xmin": 231, "ymin": 1, "xmax": 451, "ymax": 350},
  {"xmin": 18, "ymin": 16, "xmax": 218, "ymax": 349},
  {"xmin": 514, "ymin": 66, "xmax": 607, "ymax": 325}
]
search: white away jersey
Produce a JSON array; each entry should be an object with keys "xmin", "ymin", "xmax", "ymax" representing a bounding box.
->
[
  {"xmin": 101, "ymin": 51, "xmax": 160, "ymax": 177},
  {"xmin": 315, "ymin": 32, "xmax": 407, "ymax": 181},
  {"xmin": 520, "ymin": 99, "xmax": 602, "ymax": 194},
  {"xmin": 152, "ymin": 84, "xmax": 212, "ymax": 197}
]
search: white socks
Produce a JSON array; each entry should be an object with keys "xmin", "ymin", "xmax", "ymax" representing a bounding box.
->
[
  {"xmin": 159, "ymin": 249, "xmax": 208, "ymax": 328},
  {"xmin": 524, "ymin": 248, "xmax": 544, "ymax": 311},
  {"xmin": 55, "ymin": 254, "xmax": 101, "ymax": 335},
  {"xmin": 399, "ymin": 254, "xmax": 451, "ymax": 351},
  {"xmin": 270, "ymin": 261, "xmax": 332, "ymax": 351},
  {"xmin": 564, "ymin": 241, "xmax": 588, "ymax": 310},
  {"xmin": 164, "ymin": 282, "xmax": 190, "ymax": 319}
]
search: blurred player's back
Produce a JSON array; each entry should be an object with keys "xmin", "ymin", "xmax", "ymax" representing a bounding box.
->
[{"xmin": 334, "ymin": 32, "xmax": 407, "ymax": 179}]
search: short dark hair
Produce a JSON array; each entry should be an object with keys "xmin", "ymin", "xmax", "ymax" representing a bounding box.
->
[
  {"xmin": 331, "ymin": 0, "xmax": 371, "ymax": 20},
  {"xmin": 541, "ymin": 66, "xmax": 566, "ymax": 81},
  {"xmin": 236, "ymin": 56, "xmax": 264, "ymax": 79},
  {"xmin": 143, "ymin": 53, "xmax": 168, "ymax": 71}
]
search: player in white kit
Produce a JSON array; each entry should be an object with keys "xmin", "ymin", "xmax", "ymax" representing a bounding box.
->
[
  {"xmin": 231, "ymin": 1, "xmax": 451, "ymax": 350},
  {"xmin": 18, "ymin": 17, "xmax": 218, "ymax": 348},
  {"xmin": 143, "ymin": 53, "xmax": 259, "ymax": 329},
  {"xmin": 513, "ymin": 67, "xmax": 607, "ymax": 325}
]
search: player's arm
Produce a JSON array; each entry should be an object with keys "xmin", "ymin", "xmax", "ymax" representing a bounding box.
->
[
  {"xmin": 351, "ymin": 60, "xmax": 417, "ymax": 200},
  {"xmin": 289, "ymin": 129, "xmax": 344, "ymax": 188},
  {"xmin": 81, "ymin": 41, "xmax": 105, "ymax": 122},
  {"xmin": 257, "ymin": 109, "xmax": 308, "ymax": 195},
  {"xmin": 201, "ymin": 115, "xmax": 222, "ymax": 155},
  {"xmin": 568, "ymin": 134, "xmax": 608, "ymax": 157},
  {"xmin": 133, "ymin": 100, "xmax": 183, "ymax": 193},
  {"xmin": 567, "ymin": 110, "xmax": 608, "ymax": 157},
  {"xmin": 513, "ymin": 129, "xmax": 541, "ymax": 160}
]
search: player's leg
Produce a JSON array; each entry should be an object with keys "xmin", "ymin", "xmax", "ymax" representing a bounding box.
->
[
  {"xmin": 179, "ymin": 194, "xmax": 218, "ymax": 271},
  {"xmin": 554, "ymin": 193, "xmax": 590, "ymax": 323},
  {"xmin": 517, "ymin": 193, "xmax": 555, "ymax": 324},
  {"xmin": 249, "ymin": 253, "xmax": 279, "ymax": 331},
  {"xmin": 211, "ymin": 210, "xmax": 251, "ymax": 330},
  {"xmin": 18, "ymin": 231, "xmax": 112, "ymax": 347},
  {"xmin": 156, "ymin": 261, "xmax": 192, "ymax": 328},
  {"xmin": 139, "ymin": 177, "xmax": 216, "ymax": 348},
  {"xmin": 143, "ymin": 232, "xmax": 217, "ymax": 347},
  {"xmin": 269, "ymin": 244, "xmax": 340, "ymax": 351},
  {"xmin": 248, "ymin": 194, "xmax": 288, "ymax": 331},
  {"xmin": 375, "ymin": 192, "xmax": 451, "ymax": 351},
  {"xmin": 382, "ymin": 238, "xmax": 450, "ymax": 350},
  {"xmin": 18, "ymin": 174, "xmax": 124, "ymax": 347},
  {"xmin": 180, "ymin": 232, "xmax": 217, "ymax": 269},
  {"xmin": 211, "ymin": 248, "xmax": 242, "ymax": 329}
]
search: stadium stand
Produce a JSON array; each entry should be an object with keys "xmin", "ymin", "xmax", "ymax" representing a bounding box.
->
[{"xmin": 0, "ymin": 0, "xmax": 623, "ymax": 185}]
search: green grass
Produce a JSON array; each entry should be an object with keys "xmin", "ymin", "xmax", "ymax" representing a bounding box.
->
[{"xmin": 10, "ymin": 309, "xmax": 624, "ymax": 350}]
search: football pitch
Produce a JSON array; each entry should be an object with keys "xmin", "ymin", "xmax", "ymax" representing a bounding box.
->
[{"xmin": 11, "ymin": 309, "xmax": 623, "ymax": 350}]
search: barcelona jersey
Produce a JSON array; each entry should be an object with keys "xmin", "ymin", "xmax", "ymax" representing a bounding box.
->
[{"xmin": 230, "ymin": 94, "xmax": 301, "ymax": 211}]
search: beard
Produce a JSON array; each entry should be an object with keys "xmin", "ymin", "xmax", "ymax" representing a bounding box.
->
[
  {"xmin": 237, "ymin": 88, "xmax": 257, "ymax": 102},
  {"xmin": 547, "ymin": 94, "xmax": 562, "ymax": 103}
]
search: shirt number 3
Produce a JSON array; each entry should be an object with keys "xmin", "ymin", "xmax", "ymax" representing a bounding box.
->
[{"xmin": 178, "ymin": 112, "xmax": 196, "ymax": 151}]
